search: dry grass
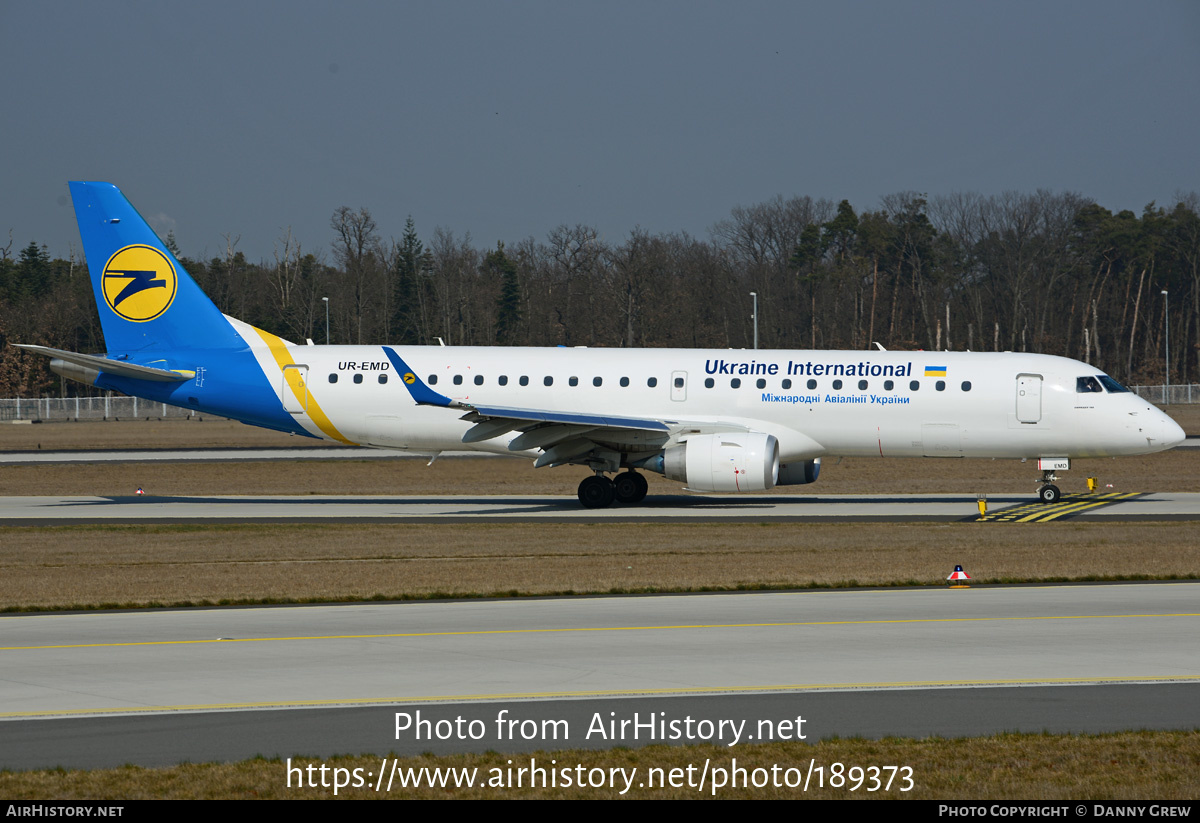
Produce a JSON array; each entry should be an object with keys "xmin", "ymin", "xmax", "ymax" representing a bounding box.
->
[
  {"xmin": 2, "ymin": 731, "xmax": 1197, "ymax": 799},
  {"xmin": 2, "ymin": 521, "xmax": 1197, "ymax": 611},
  {"xmin": 0, "ymin": 418, "xmax": 325, "ymax": 451}
]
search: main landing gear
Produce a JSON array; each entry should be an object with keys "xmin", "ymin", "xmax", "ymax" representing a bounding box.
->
[{"xmin": 577, "ymin": 471, "xmax": 648, "ymax": 508}]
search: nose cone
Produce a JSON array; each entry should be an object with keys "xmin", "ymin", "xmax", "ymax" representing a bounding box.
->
[{"xmin": 1160, "ymin": 414, "xmax": 1186, "ymax": 450}]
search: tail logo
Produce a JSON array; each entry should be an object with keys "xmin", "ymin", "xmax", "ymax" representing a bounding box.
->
[
  {"xmin": 403, "ymin": 372, "xmax": 417, "ymax": 384},
  {"xmin": 102, "ymin": 245, "xmax": 178, "ymax": 322}
]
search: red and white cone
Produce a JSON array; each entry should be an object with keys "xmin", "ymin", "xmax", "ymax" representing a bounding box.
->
[
  {"xmin": 947, "ymin": 564, "xmax": 971, "ymax": 587},
  {"xmin": 136, "ymin": 487, "xmax": 145, "ymax": 496}
]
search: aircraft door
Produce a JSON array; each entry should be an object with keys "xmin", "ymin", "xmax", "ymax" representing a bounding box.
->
[
  {"xmin": 282, "ymin": 364, "xmax": 310, "ymax": 415},
  {"xmin": 1016, "ymin": 374, "xmax": 1042, "ymax": 423},
  {"xmin": 671, "ymin": 371, "xmax": 687, "ymax": 401}
]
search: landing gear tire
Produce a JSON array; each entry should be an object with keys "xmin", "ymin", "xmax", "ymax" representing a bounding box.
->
[
  {"xmin": 1039, "ymin": 484, "xmax": 1061, "ymax": 504},
  {"xmin": 578, "ymin": 475, "xmax": 616, "ymax": 509},
  {"xmin": 613, "ymin": 471, "xmax": 649, "ymax": 504}
]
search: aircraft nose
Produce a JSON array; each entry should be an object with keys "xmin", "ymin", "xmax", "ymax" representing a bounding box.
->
[{"xmin": 1161, "ymin": 414, "xmax": 1186, "ymax": 449}]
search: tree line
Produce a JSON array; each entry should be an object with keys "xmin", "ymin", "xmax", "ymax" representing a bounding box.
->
[{"xmin": 1, "ymin": 189, "xmax": 1198, "ymax": 397}]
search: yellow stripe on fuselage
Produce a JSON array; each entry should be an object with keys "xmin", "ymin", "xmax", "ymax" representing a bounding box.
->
[{"xmin": 250, "ymin": 326, "xmax": 355, "ymax": 445}]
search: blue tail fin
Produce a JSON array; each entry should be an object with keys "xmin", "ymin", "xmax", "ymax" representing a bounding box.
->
[{"xmin": 69, "ymin": 182, "xmax": 243, "ymax": 353}]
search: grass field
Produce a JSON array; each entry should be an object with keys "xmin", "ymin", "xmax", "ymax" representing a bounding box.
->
[
  {"xmin": 3, "ymin": 521, "xmax": 1198, "ymax": 611},
  {"xmin": 2, "ymin": 732, "xmax": 1197, "ymax": 799}
]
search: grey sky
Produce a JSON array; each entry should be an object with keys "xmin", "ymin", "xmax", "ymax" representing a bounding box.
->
[{"xmin": 2, "ymin": 1, "xmax": 1197, "ymax": 263}]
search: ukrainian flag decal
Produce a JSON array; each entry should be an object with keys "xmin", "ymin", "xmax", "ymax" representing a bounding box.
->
[
  {"xmin": 101, "ymin": 245, "xmax": 178, "ymax": 322},
  {"xmin": 924, "ymin": 366, "xmax": 947, "ymax": 377}
]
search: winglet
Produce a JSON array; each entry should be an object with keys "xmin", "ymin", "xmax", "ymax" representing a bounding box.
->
[{"xmin": 382, "ymin": 347, "xmax": 456, "ymax": 407}]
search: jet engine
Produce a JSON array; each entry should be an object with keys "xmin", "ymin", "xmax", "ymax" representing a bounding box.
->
[
  {"xmin": 661, "ymin": 432, "xmax": 779, "ymax": 492},
  {"xmin": 777, "ymin": 458, "xmax": 821, "ymax": 486}
]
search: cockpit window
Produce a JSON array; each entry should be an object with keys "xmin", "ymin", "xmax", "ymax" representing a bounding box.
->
[
  {"xmin": 1076, "ymin": 376, "xmax": 1103, "ymax": 393},
  {"xmin": 1098, "ymin": 375, "xmax": 1131, "ymax": 393}
]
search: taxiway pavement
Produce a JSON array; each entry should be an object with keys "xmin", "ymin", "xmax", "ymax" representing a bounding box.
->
[
  {"xmin": 2, "ymin": 584, "xmax": 1198, "ymax": 768},
  {"xmin": 3, "ymin": 491, "xmax": 1200, "ymax": 523}
]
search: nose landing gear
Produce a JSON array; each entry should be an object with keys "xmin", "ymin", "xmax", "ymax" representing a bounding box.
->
[
  {"xmin": 1034, "ymin": 458, "xmax": 1069, "ymax": 504},
  {"xmin": 1038, "ymin": 477, "xmax": 1062, "ymax": 504}
]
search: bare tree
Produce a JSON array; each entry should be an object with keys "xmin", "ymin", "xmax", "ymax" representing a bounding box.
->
[{"xmin": 330, "ymin": 206, "xmax": 381, "ymax": 344}]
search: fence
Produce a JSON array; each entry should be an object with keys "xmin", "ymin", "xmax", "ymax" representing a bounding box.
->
[
  {"xmin": 0, "ymin": 396, "xmax": 224, "ymax": 422},
  {"xmin": 1130, "ymin": 384, "xmax": 1199, "ymax": 405}
]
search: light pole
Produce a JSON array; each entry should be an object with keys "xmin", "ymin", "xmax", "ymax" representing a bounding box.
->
[
  {"xmin": 750, "ymin": 291, "xmax": 758, "ymax": 350},
  {"xmin": 322, "ymin": 297, "xmax": 330, "ymax": 345},
  {"xmin": 1162, "ymin": 289, "xmax": 1169, "ymax": 402}
]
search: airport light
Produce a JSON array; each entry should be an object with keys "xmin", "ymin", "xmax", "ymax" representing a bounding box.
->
[
  {"xmin": 750, "ymin": 291, "xmax": 758, "ymax": 350},
  {"xmin": 322, "ymin": 297, "xmax": 330, "ymax": 345}
]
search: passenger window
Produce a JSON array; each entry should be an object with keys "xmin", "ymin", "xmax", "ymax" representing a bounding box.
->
[
  {"xmin": 544, "ymin": 376, "xmax": 553, "ymax": 386},
  {"xmin": 858, "ymin": 379, "xmax": 868, "ymax": 390},
  {"xmin": 453, "ymin": 375, "xmax": 463, "ymax": 385},
  {"xmin": 498, "ymin": 375, "xmax": 508, "ymax": 386},
  {"xmin": 647, "ymin": 377, "xmax": 658, "ymax": 388},
  {"xmin": 329, "ymin": 373, "xmax": 338, "ymax": 383},
  {"xmin": 674, "ymin": 377, "xmax": 684, "ymax": 388},
  {"xmin": 782, "ymin": 379, "xmax": 792, "ymax": 389},
  {"xmin": 910, "ymin": 380, "xmax": 919, "ymax": 391},
  {"xmin": 428, "ymin": 375, "xmax": 437, "ymax": 385},
  {"xmin": 518, "ymin": 376, "xmax": 528, "ymax": 386},
  {"xmin": 731, "ymin": 378, "xmax": 741, "ymax": 389},
  {"xmin": 832, "ymin": 379, "xmax": 843, "ymax": 390},
  {"xmin": 936, "ymin": 380, "xmax": 946, "ymax": 391},
  {"xmin": 353, "ymin": 373, "xmax": 363, "ymax": 384},
  {"xmin": 569, "ymin": 376, "xmax": 579, "ymax": 387},
  {"xmin": 622, "ymin": 377, "xmax": 631, "ymax": 387},
  {"xmin": 474, "ymin": 375, "xmax": 484, "ymax": 385},
  {"xmin": 961, "ymin": 381, "xmax": 971, "ymax": 391},
  {"xmin": 756, "ymin": 378, "xmax": 766, "ymax": 389},
  {"xmin": 593, "ymin": 377, "xmax": 602, "ymax": 387},
  {"xmin": 884, "ymin": 380, "xmax": 894, "ymax": 390},
  {"xmin": 705, "ymin": 378, "xmax": 715, "ymax": 388},
  {"xmin": 1076, "ymin": 376, "xmax": 1103, "ymax": 393},
  {"xmin": 807, "ymin": 379, "xmax": 817, "ymax": 390},
  {"xmin": 378, "ymin": 374, "xmax": 388, "ymax": 384}
]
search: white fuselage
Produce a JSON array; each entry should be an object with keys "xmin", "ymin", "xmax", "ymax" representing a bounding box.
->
[{"xmin": 244, "ymin": 341, "xmax": 1184, "ymax": 462}]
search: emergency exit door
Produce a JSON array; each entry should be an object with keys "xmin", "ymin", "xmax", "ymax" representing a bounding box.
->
[{"xmin": 283, "ymin": 364, "xmax": 310, "ymax": 414}]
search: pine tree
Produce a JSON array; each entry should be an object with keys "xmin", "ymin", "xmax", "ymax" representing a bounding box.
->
[
  {"xmin": 391, "ymin": 216, "xmax": 426, "ymax": 344},
  {"xmin": 486, "ymin": 241, "xmax": 522, "ymax": 345}
]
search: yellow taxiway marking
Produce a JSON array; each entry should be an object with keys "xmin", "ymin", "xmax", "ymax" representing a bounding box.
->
[
  {"xmin": 4, "ymin": 612, "xmax": 1198, "ymax": 652},
  {"xmin": 6, "ymin": 676, "xmax": 1200, "ymax": 719},
  {"xmin": 980, "ymin": 492, "xmax": 1142, "ymax": 523}
]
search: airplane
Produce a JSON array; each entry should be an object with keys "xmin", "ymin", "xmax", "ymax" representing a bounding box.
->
[{"xmin": 15, "ymin": 182, "xmax": 1187, "ymax": 508}]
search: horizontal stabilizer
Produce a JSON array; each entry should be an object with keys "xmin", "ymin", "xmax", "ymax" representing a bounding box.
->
[{"xmin": 14, "ymin": 344, "xmax": 190, "ymax": 382}]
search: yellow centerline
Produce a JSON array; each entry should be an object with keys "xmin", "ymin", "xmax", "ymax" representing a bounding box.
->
[{"xmin": 5, "ymin": 612, "xmax": 1198, "ymax": 652}]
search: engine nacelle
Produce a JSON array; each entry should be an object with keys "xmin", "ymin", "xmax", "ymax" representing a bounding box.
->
[
  {"xmin": 778, "ymin": 457, "xmax": 821, "ymax": 486},
  {"xmin": 662, "ymin": 432, "xmax": 779, "ymax": 492}
]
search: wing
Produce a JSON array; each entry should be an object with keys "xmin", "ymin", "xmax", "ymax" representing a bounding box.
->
[{"xmin": 382, "ymin": 347, "xmax": 746, "ymax": 468}]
